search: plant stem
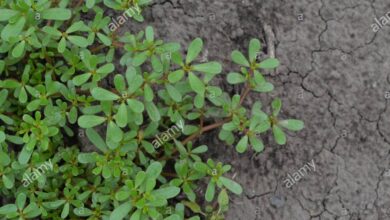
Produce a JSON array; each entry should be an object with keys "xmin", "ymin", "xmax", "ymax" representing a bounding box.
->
[
  {"xmin": 159, "ymin": 69, "xmax": 254, "ymax": 161},
  {"xmin": 113, "ymin": 41, "xmax": 124, "ymax": 48},
  {"xmin": 183, "ymin": 69, "xmax": 254, "ymax": 145},
  {"xmin": 182, "ymin": 118, "xmax": 230, "ymax": 145},
  {"xmin": 239, "ymin": 69, "xmax": 253, "ymax": 105},
  {"xmin": 239, "ymin": 84, "xmax": 251, "ymax": 105},
  {"xmin": 162, "ymin": 172, "xmax": 177, "ymax": 178},
  {"xmin": 90, "ymin": 45, "xmax": 106, "ymax": 53}
]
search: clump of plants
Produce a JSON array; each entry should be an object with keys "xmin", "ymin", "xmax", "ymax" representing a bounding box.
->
[{"xmin": 0, "ymin": 0, "xmax": 304, "ymax": 219}]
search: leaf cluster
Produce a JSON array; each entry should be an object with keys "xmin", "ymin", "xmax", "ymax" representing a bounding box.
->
[{"xmin": 0, "ymin": 1, "xmax": 303, "ymax": 219}]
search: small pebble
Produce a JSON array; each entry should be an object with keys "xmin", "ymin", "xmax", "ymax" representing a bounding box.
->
[{"xmin": 270, "ymin": 195, "xmax": 285, "ymax": 208}]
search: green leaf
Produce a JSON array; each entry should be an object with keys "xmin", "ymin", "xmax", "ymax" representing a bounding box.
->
[
  {"xmin": 126, "ymin": 69, "xmax": 143, "ymax": 94},
  {"xmin": 0, "ymin": 131, "xmax": 5, "ymax": 143},
  {"xmin": 72, "ymin": 73, "xmax": 91, "ymax": 86},
  {"xmin": 0, "ymin": 61, "xmax": 4, "ymax": 74},
  {"xmin": 253, "ymin": 71, "xmax": 265, "ymax": 84},
  {"xmin": 132, "ymin": 52, "xmax": 148, "ymax": 66},
  {"xmin": 66, "ymin": 21, "xmax": 86, "ymax": 33},
  {"xmin": 1, "ymin": 17, "xmax": 25, "ymax": 41},
  {"xmin": 115, "ymin": 103, "xmax": 128, "ymax": 127},
  {"xmin": 0, "ymin": 90, "xmax": 7, "ymax": 106},
  {"xmin": 254, "ymin": 121, "xmax": 270, "ymax": 133},
  {"xmin": 278, "ymin": 119, "xmax": 304, "ymax": 131},
  {"xmin": 0, "ymin": 204, "xmax": 17, "ymax": 215},
  {"xmin": 42, "ymin": 26, "xmax": 62, "ymax": 36},
  {"xmin": 16, "ymin": 193, "xmax": 26, "ymax": 210},
  {"xmin": 86, "ymin": 0, "xmax": 96, "ymax": 8},
  {"xmin": 22, "ymin": 100, "xmax": 37, "ymax": 115},
  {"xmin": 0, "ymin": 115, "xmax": 13, "ymax": 126},
  {"xmin": 153, "ymin": 186, "xmax": 180, "ymax": 199},
  {"xmin": 235, "ymin": 135, "xmax": 248, "ymax": 153},
  {"xmin": 130, "ymin": 209, "xmax": 141, "ymax": 220},
  {"xmin": 231, "ymin": 50, "xmax": 250, "ymax": 67},
  {"xmin": 74, "ymin": 207, "xmax": 93, "ymax": 217},
  {"xmin": 254, "ymin": 82, "xmax": 274, "ymax": 93},
  {"xmin": 115, "ymin": 191, "xmax": 130, "ymax": 201},
  {"xmin": 205, "ymin": 181, "xmax": 215, "ymax": 202},
  {"xmin": 151, "ymin": 55, "xmax": 163, "ymax": 72},
  {"xmin": 188, "ymin": 72, "xmax": 205, "ymax": 95},
  {"xmin": 143, "ymin": 84, "xmax": 154, "ymax": 102},
  {"xmin": 183, "ymin": 201, "xmax": 202, "ymax": 214},
  {"xmin": 107, "ymin": 121, "xmax": 123, "ymax": 143},
  {"xmin": 171, "ymin": 51, "xmax": 184, "ymax": 65},
  {"xmin": 77, "ymin": 153, "xmax": 96, "ymax": 164},
  {"xmin": 3, "ymin": 175, "xmax": 13, "ymax": 189},
  {"xmin": 102, "ymin": 165, "xmax": 112, "ymax": 178},
  {"xmin": 192, "ymin": 62, "xmax": 222, "ymax": 74},
  {"xmin": 43, "ymin": 200, "xmax": 66, "ymax": 209},
  {"xmin": 218, "ymin": 189, "xmax": 229, "ymax": 206},
  {"xmin": 127, "ymin": 99, "xmax": 144, "ymax": 113},
  {"xmin": 114, "ymin": 74, "xmax": 126, "ymax": 91},
  {"xmin": 86, "ymin": 128, "xmax": 108, "ymax": 153},
  {"xmin": 58, "ymin": 37, "xmax": 66, "ymax": 53},
  {"xmin": 273, "ymin": 125, "xmax": 286, "ymax": 145},
  {"xmin": 259, "ymin": 58, "xmax": 280, "ymax": 69},
  {"xmin": 165, "ymin": 214, "xmax": 181, "ymax": 220},
  {"xmin": 97, "ymin": 33, "xmax": 112, "ymax": 46},
  {"xmin": 97, "ymin": 63, "xmax": 115, "ymax": 74},
  {"xmin": 227, "ymin": 72, "xmax": 246, "ymax": 84},
  {"xmin": 193, "ymin": 162, "xmax": 208, "ymax": 173},
  {"xmin": 194, "ymin": 94, "xmax": 204, "ymax": 108},
  {"xmin": 249, "ymin": 136, "xmax": 264, "ymax": 152},
  {"xmin": 174, "ymin": 139, "xmax": 187, "ymax": 155},
  {"xmin": 272, "ymin": 98, "xmax": 282, "ymax": 116},
  {"xmin": 186, "ymin": 38, "xmax": 203, "ymax": 64},
  {"xmin": 249, "ymin": 39, "xmax": 261, "ymax": 62},
  {"xmin": 0, "ymin": 151, "xmax": 10, "ymax": 166},
  {"xmin": 166, "ymin": 84, "xmax": 182, "ymax": 102},
  {"xmin": 145, "ymin": 26, "xmax": 154, "ymax": 42},
  {"xmin": 220, "ymin": 176, "xmax": 242, "ymax": 195},
  {"xmin": 12, "ymin": 40, "xmax": 25, "ymax": 58},
  {"xmin": 18, "ymin": 147, "xmax": 33, "ymax": 164},
  {"xmin": 78, "ymin": 115, "xmax": 106, "ymax": 128},
  {"xmin": 192, "ymin": 145, "xmax": 208, "ymax": 154},
  {"xmin": 0, "ymin": 9, "xmax": 18, "ymax": 21},
  {"xmin": 145, "ymin": 102, "xmax": 161, "ymax": 122},
  {"xmin": 2, "ymin": 80, "xmax": 20, "ymax": 88},
  {"xmin": 135, "ymin": 171, "xmax": 146, "ymax": 188},
  {"xmin": 61, "ymin": 203, "xmax": 70, "ymax": 219},
  {"xmin": 146, "ymin": 162, "xmax": 162, "ymax": 179},
  {"xmin": 161, "ymin": 42, "xmax": 181, "ymax": 53},
  {"xmin": 68, "ymin": 35, "xmax": 90, "ymax": 47},
  {"xmin": 168, "ymin": 70, "xmax": 185, "ymax": 83},
  {"xmin": 42, "ymin": 8, "xmax": 71, "ymax": 20},
  {"xmin": 68, "ymin": 106, "xmax": 78, "ymax": 124},
  {"xmin": 23, "ymin": 203, "xmax": 40, "ymax": 218},
  {"xmin": 91, "ymin": 87, "xmax": 120, "ymax": 101},
  {"xmin": 110, "ymin": 202, "xmax": 132, "ymax": 220}
]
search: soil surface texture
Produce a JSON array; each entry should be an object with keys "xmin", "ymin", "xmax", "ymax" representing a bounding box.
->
[{"xmin": 120, "ymin": 0, "xmax": 390, "ymax": 219}]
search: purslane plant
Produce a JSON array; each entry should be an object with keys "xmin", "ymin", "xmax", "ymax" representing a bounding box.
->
[{"xmin": 0, "ymin": 0, "xmax": 303, "ymax": 219}]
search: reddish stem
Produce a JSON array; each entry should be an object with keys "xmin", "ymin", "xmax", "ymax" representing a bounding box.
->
[{"xmin": 182, "ymin": 118, "xmax": 231, "ymax": 145}]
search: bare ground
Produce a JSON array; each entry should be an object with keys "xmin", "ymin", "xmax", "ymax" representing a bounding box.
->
[{"xmin": 121, "ymin": 0, "xmax": 390, "ymax": 219}]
